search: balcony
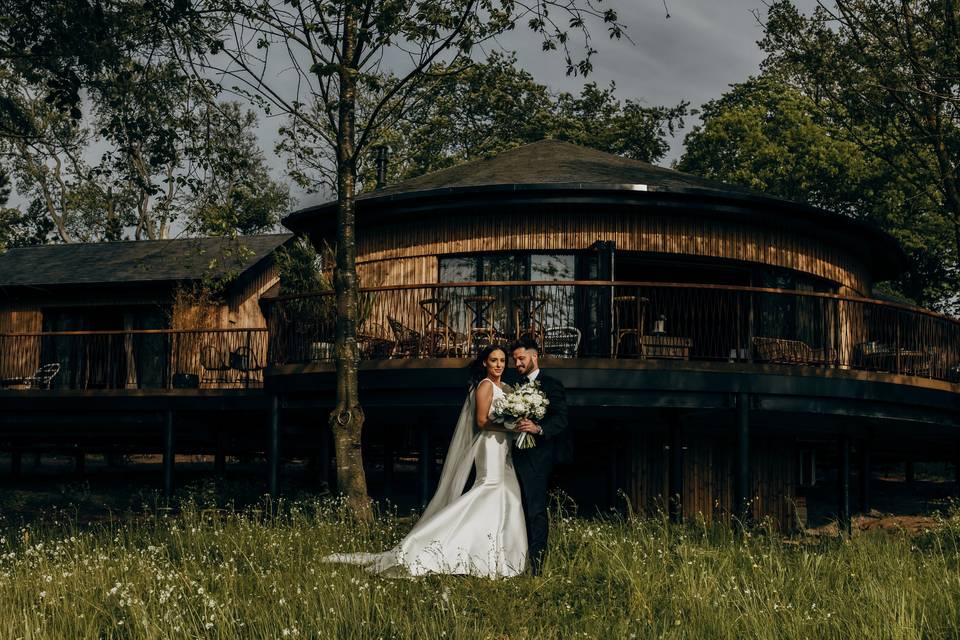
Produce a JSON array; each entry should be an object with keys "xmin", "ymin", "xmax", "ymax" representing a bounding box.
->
[
  {"xmin": 265, "ymin": 281, "xmax": 960, "ymax": 383},
  {"xmin": 0, "ymin": 328, "xmax": 268, "ymax": 391}
]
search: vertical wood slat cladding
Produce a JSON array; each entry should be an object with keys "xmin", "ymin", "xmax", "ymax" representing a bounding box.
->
[
  {"xmin": 0, "ymin": 306, "xmax": 42, "ymax": 378},
  {"xmin": 630, "ymin": 430, "xmax": 798, "ymax": 530},
  {"xmin": 358, "ymin": 256, "xmax": 439, "ymax": 288},
  {"xmin": 357, "ymin": 210, "xmax": 871, "ymax": 294}
]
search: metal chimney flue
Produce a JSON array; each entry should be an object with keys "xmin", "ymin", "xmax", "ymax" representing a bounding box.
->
[{"xmin": 375, "ymin": 146, "xmax": 389, "ymax": 189}]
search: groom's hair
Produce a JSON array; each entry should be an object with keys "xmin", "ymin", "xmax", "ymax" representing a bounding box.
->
[{"xmin": 510, "ymin": 337, "xmax": 539, "ymax": 354}]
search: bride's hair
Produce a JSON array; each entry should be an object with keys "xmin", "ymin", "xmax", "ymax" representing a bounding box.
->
[{"xmin": 467, "ymin": 344, "xmax": 507, "ymax": 388}]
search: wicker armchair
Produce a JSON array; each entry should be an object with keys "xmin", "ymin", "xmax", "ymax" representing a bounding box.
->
[
  {"xmin": 752, "ymin": 337, "xmax": 836, "ymax": 365},
  {"xmin": 0, "ymin": 362, "xmax": 61, "ymax": 389},
  {"xmin": 387, "ymin": 316, "xmax": 422, "ymax": 358}
]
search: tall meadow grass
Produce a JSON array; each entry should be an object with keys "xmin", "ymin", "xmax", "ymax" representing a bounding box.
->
[{"xmin": 1, "ymin": 493, "xmax": 959, "ymax": 639}]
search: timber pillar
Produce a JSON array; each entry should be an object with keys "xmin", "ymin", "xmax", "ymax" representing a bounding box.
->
[
  {"xmin": 383, "ymin": 428, "xmax": 395, "ymax": 499},
  {"xmin": 268, "ymin": 394, "xmax": 280, "ymax": 497},
  {"xmin": 163, "ymin": 410, "xmax": 174, "ymax": 498},
  {"xmin": 858, "ymin": 440, "xmax": 870, "ymax": 513},
  {"xmin": 735, "ymin": 392, "xmax": 750, "ymax": 524},
  {"xmin": 667, "ymin": 413, "xmax": 683, "ymax": 523},
  {"xmin": 418, "ymin": 426, "xmax": 432, "ymax": 508},
  {"xmin": 838, "ymin": 435, "xmax": 851, "ymax": 536}
]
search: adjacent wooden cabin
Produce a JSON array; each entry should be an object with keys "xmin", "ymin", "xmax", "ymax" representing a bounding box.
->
[
  {"xmin": 275, "ymin": 140, "xmax": 960, "ymax": 530},
  {"xmin": 0, "ymin": 234, "xmax": 292, "ymax": 390}
]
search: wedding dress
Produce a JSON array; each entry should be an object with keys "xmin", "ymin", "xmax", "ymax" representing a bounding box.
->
[{"xmin": 325, "ymin": 378, "xmax": 528, "ymax": 577}]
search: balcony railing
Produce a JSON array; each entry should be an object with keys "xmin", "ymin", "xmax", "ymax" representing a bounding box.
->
[
  {"xmin": 266, "ymin": 281, "xmax": 960, "ymax": 383},
  {"xmin": 0, "ymin": 328, "xmax": 268, "ymax": 391}
]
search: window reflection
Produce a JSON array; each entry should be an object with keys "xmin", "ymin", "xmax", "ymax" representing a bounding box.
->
[{"xmin": 438, "ymin": 253, "xmax": 577, "ymax": 346}]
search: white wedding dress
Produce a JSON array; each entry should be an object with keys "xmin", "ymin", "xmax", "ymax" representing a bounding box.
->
[{"xmin": 325, "ymin": 378, "xmax": 528, "ymax": 577}]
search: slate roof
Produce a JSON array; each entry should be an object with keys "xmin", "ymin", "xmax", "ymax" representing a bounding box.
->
[
  {"xmin": 0, "ymin": 234, "xmax": 293, "ymax": 288},
  {"xmin": 284, "ymin": 139, "xmax": 758, "ymax": 229},
  {"xmin": 370, "ymin": 139, "xmax": 756, "ymax": 199}
]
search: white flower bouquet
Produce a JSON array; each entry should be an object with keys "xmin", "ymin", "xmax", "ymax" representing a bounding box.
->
[{"xmin": 491, "ymin": 380, "xmax": 549, "ymax": 449}]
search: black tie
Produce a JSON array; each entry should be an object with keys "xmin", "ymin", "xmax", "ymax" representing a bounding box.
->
[{"xmin": 519, "ymin": 375, "xmax": 530, "ymax": 385}]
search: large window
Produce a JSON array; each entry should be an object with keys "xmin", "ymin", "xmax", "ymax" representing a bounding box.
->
[
  {"xmin": 755, "ymin": 268, "xmax": 839, "ymax": 350},
  {"xmin": 439, "ymin": 253, "xmax": 575, "ymax": 283},
  {"xmin": 438, "ymin": 253, "xmax": 576, "ymax": 340}
]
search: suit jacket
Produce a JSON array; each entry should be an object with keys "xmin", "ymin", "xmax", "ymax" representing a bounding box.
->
[{"xmin": 516, "ymin": 370, "xmax": 572, "ymax": 465}]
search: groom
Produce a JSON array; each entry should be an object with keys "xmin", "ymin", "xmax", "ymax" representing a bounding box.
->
[{"xmin": 510, "ymin": 337, "xmax": 570, "ymax": 576}]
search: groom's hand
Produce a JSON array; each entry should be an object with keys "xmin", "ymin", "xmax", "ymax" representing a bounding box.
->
[{"xmin": 517, "ymin": 419, "xmax": 542, "ymax": 435}]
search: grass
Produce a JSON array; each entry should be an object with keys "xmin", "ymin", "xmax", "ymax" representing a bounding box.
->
[{"xmin": 2, "ymin": 490, "xmax": 960, "ymax": 639}]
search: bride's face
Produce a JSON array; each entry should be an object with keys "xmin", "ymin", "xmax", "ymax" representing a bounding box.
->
[{"xmin": 484, "ymin": 349, "xmax": 506, "ymax": 379}]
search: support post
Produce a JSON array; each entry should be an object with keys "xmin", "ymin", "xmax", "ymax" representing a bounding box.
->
[
  {"xmin": 858, "ymin": 441, "xmax": 870, "ymax": 513},
  {"xmin": 74, "ymin": 452, "xmax": 85, "ymax": 478},
  {"xmin": 838, "ymin": 435, "xmax": 851, "ymax": 536},
  {"xmin": 955, "ymin": 444, "xmax": 960, "ymax": 496},
  {"xmin": 667, "ymin": 413, "xmax": 683, "ymax": 524},
  {"xmin": 905, "ymin": 458, "xmax": 915, "ymax": 484},
  {"xmin": 214, "ymin": 430, "xmax": 226, "ymax": 476},
  {"xmin": 418, "ymin": 426, "xmax": 431, "ymax": 508},
  {"xmin": 10, "ymin": 450, "xmax": 21, "ymax": 478},
  {"xmin": 318, "ymin": 423, "xmax": 330, "ymax": 490},
  {"xmin": 735, "ymin": 392, "xmax": 750, "ymax": 524},
  {"xmin": 163, "ymin": 410, "xmax": 174, "ymax": 498},
  {"xmin": 268, "ymin": 394, "xmax": 280, "ymax": 497},
  {"xmin": 383, "ymin": 429, "xmax": 395, "ymax": 500}
]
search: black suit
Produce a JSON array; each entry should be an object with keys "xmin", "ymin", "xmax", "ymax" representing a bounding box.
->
[{"xmin": 511, "ymin": 370, "xmax": 569, "ymax": 575}]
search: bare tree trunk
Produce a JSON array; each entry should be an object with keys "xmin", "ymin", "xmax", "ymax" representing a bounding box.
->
[{"xmin": 330, "ymin": 10, "xmax": 373, "ymax": 522}]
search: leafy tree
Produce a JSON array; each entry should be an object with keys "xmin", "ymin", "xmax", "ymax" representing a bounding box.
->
[
  {"xmin": 0, "ymin": 199, "xmax": 57, "ymax": 249},
  {"xmin": 756, "ymin": 0, "xmax": 960, "ymax": 312},
  {"xmin": 679, "ymin": 74, "xmax": 955, "ymax": 307},
  {"xmin": 281, "ymin": 54, "xmax": 686, "ymax": 193},
  {"xmin": 187, "ymin": 104, "xmax": 291, "ymax": 236},
  {"xmin": 0, "ymin": 58, "xmax": 287, "ymax": 242},
  {"xmin": 0, "ymin": 0, "xmax": 202, "ymax": 136},
  {"xmin": 178, "ymin": 0, "xmax": 630, "ymax": 519}
]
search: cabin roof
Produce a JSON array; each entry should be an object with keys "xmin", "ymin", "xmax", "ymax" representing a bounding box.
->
[
  {"xmin": 283, "ymin": 139, "xmax": 908, "ymax": 282},
  {"xmin": 373, "ymin": 139, "xmax": 757, "ymax": 198},
  {"xmin": 0, "ymin": 233, "xmax": 293, "ymax": 289}
]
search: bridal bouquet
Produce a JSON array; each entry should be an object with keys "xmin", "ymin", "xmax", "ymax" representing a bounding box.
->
[{"xmin": 491, "ymin": 381, "xmax": 549, "ymax": 449}]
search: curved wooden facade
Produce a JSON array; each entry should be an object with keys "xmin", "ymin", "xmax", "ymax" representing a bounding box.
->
[{"xmin": 355, "ymin": 207, "xmax": 874, "ymax": 295}]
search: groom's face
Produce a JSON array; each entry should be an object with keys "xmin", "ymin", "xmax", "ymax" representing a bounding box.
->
[{"xmin": 512, "ymin": 347, "xmax": 538, "ymax": 375}]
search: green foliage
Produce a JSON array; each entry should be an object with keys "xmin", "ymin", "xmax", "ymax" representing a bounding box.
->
[
  {"xmin": 186, "ymin": 104, "xmax": 291, "ymax": 236},
  {"xmin": 753, "ymin": 0, "xmax": 960, "ymax": 313},
  {"xmin": 678, "ymin": 72, "xmax": 957, "ymax": 310},
  {"xmin": 3, "ymin": 498, "xmax": 960, "ymax": 638},
  {"xmin": 0, "ymin": 198, "xmax": 56, "ymax": 250},
  {"xmin": 274, "ymin": 236, "xmax": 332, "ymax": 295},
  {"xmin": 281, "ymin": 54, "xmax": 687, "ymax": 193}
]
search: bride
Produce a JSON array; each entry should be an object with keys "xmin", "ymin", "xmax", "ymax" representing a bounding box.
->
[{"xmin": 325, "ymin": 344, "xmax": 528, "ymax": 577}]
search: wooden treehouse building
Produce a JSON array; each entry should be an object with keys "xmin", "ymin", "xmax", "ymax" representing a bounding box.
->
[
  {"xmin": 275, "ymin": 140, "xmax": 960, "ymax": 530},
  {"xmin": 2, "ymin": 141, "xmax": 960, "ymax": 530}
]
